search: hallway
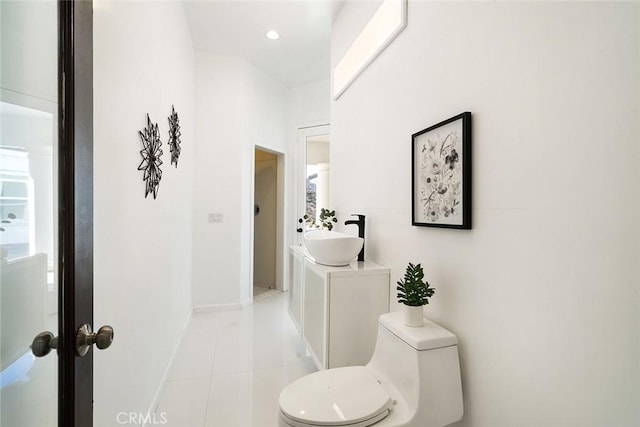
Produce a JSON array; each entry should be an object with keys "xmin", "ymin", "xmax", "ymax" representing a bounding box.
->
[{"xmin": 154, "ymin": 292, "xmax": 316, "ymax": 426}]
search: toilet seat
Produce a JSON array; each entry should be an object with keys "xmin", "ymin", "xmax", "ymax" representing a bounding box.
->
[
  {"xmin": 280, "ymin": 409, "xmax": 390, "ymax": 427},
  {"xmin": 279, "ymin": 366, "xmax": 392, "ymax": 427}
]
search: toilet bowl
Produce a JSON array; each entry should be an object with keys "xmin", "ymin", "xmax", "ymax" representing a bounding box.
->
[{"xmin": 278, "ymin": 311, "xmax": 463, "ymax": 427}]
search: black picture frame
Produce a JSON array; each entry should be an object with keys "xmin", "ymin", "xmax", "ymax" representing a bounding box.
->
[{"xmin": 411, "ymin": 112, "xmax": 472, "ymax": 229}]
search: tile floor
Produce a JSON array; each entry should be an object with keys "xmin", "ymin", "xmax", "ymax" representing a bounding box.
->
[
  {"xmin": 253, "ymin": 286, "xmax": 280, "ymax": 302},
  {"xmin": 154, "ymin": 291, "xmax": 317, "ymax": 427}
]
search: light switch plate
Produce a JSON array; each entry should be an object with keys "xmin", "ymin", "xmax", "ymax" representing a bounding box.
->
[{"xmin": 208, "ymin": 213, "xmax": 223, "ymax": 223}]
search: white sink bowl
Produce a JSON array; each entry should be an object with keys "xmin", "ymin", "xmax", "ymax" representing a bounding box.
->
[{"xmin": 304, "ymin": 230, "xmax": 364, "ymax": 267}]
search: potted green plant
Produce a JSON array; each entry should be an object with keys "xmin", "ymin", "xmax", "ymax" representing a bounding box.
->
[{"xmin": 396, "ymin": 262, "xmax": 436, "ymax": 327}]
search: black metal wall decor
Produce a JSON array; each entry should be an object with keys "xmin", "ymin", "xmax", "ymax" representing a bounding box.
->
[
  {"xmin": 138, "ymin": 114, "xmax": 163, "ymax": 199},
  {"xmin": 168, "ymin": 105, "xmax": 181, "ymax": 167}
]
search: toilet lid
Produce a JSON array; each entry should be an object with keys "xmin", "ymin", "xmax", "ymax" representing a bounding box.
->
[{"xmin": 279, "ymin": 366, "xmax": 392, "ymax": 426}]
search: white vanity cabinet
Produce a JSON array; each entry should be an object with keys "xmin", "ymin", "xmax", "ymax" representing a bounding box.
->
[
  {"xmin": 288, "ymin": 247, "xmax": 304, "ymax": 333},
  {"xmin": 288, "ymin": 245, "xmax": 390, "ymax": 370}
]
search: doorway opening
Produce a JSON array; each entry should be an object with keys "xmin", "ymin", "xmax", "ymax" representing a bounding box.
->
[{"xmin": 252, "ymin": 147, "xmax": 284, "ymax": 301}]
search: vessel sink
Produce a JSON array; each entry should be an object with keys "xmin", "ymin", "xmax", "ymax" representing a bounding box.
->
[{"xmin": 303, "ymin": 230, "xmax": 364, "ymax": 267}]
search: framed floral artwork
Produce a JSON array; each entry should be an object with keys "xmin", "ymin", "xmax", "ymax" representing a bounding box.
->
[{"xmin": 412, "ymin": 112, "xmax": 471, "ymax": 229}]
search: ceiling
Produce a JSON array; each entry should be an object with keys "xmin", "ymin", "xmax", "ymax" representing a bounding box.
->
[{"xmin": 183, "ymin": 0, "xmax": 345, "ymax": 87}]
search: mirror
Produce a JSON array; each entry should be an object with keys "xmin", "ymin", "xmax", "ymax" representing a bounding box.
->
[
  {"xmin": 296, "ymin": 125, "xmax": 330, "ymax": 243},
  {"xmin": 305, "ymin": 134, "xmax": 330, "ymax": 224}
]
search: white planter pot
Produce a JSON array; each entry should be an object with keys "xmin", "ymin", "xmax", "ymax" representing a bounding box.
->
[{"xmin": 403, "ymin": 305, "xmax": 424, "ymax": 327}]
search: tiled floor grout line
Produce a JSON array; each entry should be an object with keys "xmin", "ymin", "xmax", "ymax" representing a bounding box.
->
[
  {"xmin": 156, "ymin": 292, "xmax": 316, "ymax": 427},
  {"xmin": 202, "ymin": 312, "xmax": 220, "ymax": 427}
]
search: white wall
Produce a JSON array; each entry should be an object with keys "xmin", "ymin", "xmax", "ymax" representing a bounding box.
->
[
  {"xmin": 244, "ymin": 60, "xmax": 288, "ymax": 299},
  {"xmin": 287, "ymin": 79, "xmax": 331, "ymax": 130},
  {"xmin": 93, "ymin": 1, "xmax": 195, "ymax": 423},
  {"xmin": 332, "ymin": 2, "xmax": 639, "ymax": 426},
  {"xmin": 192, "ymin": 53, "xmax": 287, "ymax": 308},
  {"xmin": 286, "ymin": 79, "xmax": 331, "ymax": 248}
]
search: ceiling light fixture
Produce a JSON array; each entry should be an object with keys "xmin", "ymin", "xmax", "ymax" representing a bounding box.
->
[{"xmin": 265, "ymin": 30, "xmax": 280, "ymax": 40}]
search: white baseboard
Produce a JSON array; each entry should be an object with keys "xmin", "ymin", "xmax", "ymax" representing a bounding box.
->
[
  {"xmin": 143, "ymin": 310, "xmax": 192, "ymax": 427},
  {"xmin": 193, "ymin": 299, "xmax": 252, "ymax": 313}
]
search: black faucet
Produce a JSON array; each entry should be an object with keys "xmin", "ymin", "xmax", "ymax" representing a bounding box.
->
[{"xmin": 344, "ymin": 214, "xmax": 365, "ymax": 262}]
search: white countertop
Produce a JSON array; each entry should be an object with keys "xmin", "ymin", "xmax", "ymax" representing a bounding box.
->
[{"xmin": 290, "ymin": 244, "xmax": 389, "ymax": 277}]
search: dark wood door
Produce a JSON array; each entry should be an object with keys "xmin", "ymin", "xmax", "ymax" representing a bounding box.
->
[
  {"xmin": 1, "ymin": 2, "xmax": 98, "ymax": 425},
  {"xmin": 58, "ymin": 1, "xmax": 95, "ymax": 425}
]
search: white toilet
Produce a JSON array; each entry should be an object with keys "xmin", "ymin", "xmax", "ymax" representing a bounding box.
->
[{"xmin": 278, "ymin": 311, "xmax": 463, "ymax": 427}]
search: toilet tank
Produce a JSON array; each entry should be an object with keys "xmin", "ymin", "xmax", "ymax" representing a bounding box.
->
[
  {"xmin": 378, "ymin": 311, "xmax": 458, "ymax": 350},
  {"xmin": 367, "ymin": 312, "xmax": 463, "ymax": 426}
]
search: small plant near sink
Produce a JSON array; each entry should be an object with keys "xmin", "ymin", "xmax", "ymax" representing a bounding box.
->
[
  {"xmin": 300, "ymin": 208, "xmax": 338, "ymax": 231},
  {"xmin": 396, "ymin": 262, "xmax": 435, "ymax": 327}
]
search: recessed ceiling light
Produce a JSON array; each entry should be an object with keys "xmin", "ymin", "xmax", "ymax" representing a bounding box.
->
[{"xmin": 265, "ymin": 30, "xmax": 280, "ymax": 40}]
